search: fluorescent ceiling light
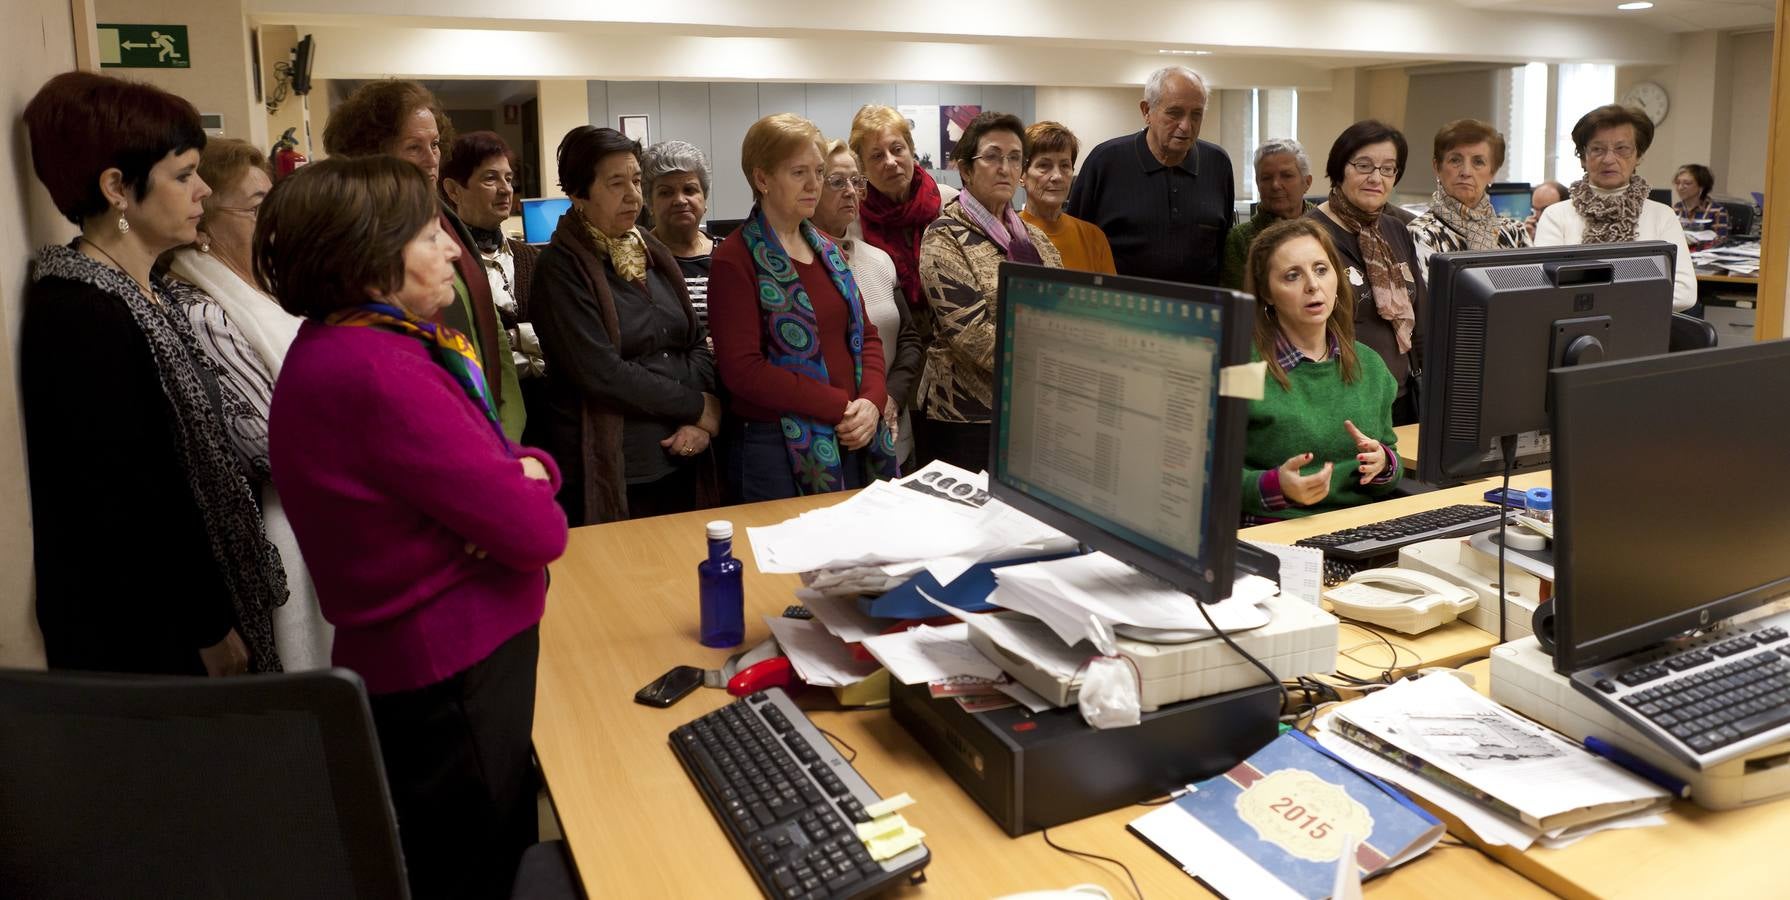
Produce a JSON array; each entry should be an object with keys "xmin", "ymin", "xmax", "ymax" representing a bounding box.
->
[
  {"xmin": 1158, "ymin": 49, "xmax": 1212, "ymax": 55},
  {"xmin": 1616, "ymin": 2, "xmax": 1653, "ymax": 9}
]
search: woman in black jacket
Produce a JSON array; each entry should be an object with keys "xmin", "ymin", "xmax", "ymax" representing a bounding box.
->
[{"xmin": 21, "ymin": 72, "xmax": 286, "ymax": 675}]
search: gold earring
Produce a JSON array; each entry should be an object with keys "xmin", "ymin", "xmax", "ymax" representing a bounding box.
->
[
  {"xmin": 117, "ymin": 212, "xmax": 130, "ymax": 235},
  {"xmin": 196, "ymin": 233, "xmax": 211, "ymax": 253}
]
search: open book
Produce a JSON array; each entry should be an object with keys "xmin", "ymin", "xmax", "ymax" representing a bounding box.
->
[
  {"xmin": 1130, "ymin": 730, "xmax": 1443, "ymax": 900},
  {"xmin": 1327, "ymin": 674, "xmax": 1671, "ymax": 832}
]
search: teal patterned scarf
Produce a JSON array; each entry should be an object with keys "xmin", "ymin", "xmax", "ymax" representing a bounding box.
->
[{"xmin": 740, "ymin": 207, "xmax": 899, "ymax": 493}]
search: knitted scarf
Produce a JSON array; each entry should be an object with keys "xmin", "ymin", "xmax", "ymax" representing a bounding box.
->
[
  {"xmin": 326, "ymin": 302, "xmax": 510, "ymax": 449},
  {"xmin": 1428, "ymin": 187, "xmax": 1505, "ymax": 251},
  {"xmin": 956, "ymin": 189, "xmax": 1044, "ymax": 265},
  {"xmin": 1569, "ymin": 175, "xmax": 1650, "ymax": 244},
  {"xmin": 34, "ymin": 242, "xmax": 287, "ymax": 672},
  {"xmin": 740, "ymin": 207, "xmax": 899, "ymax": 492},
  {"xmin": 859, "ymin": 166, "xmax": 943, "ymax": 309},
  {"xmin": 1327, "ymin": 188, "xmax": 1416, "ymax": 353}
]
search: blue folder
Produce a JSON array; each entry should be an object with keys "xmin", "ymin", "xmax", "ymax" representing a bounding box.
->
[{"xmin": 855, "ymin": 549, "xmax": 1085, "ymax": 620}]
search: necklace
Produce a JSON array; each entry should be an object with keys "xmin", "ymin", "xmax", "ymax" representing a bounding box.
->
[{"xmin": 79, "ymin": 236, "xmax": 157, "ymax": 303}]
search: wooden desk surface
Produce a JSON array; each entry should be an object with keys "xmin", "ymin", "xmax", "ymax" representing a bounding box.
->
[
  {"xmin": 533, "ymin": 489, "xmax": 1550, "ymax": 898},
  {"xmin": 1697, "ymin": 272, "xmax": 1761, "ymax": 285}
]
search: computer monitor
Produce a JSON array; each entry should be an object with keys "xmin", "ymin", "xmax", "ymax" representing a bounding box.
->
[
  {"xmin": 1550, "ymin": 340, "xmax": 1790, "ymax": 673},
  {"xmin": 705, "ymin": 218, "xmax": 746, "ymax": 241},
  {"xmin": 520, "ymin": 197, "xmax": 572, "ymax": 244},
  {"xmin": 987, "ymin": 262, "xmax": 1253, "ymax": 604},
  {"xmin": 1417, "ymin": 241, "xmax": 1676, "ymax": 485},
  {"xmin": 1487, "ymin": 182, "xmax": 1532, "ymax": 220}
]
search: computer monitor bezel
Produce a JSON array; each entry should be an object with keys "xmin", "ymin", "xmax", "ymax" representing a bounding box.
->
[
  {"xmin": 1417, "ymin": 241, "xmax": 1677, "ymax": 486},
  {"xmin": 986, "ymin": 261, "xmax": 1254, "ymax": 604},
  {"xmin": 1549, "ymin": 340, "xmax": 1790, "ymax": 673}
]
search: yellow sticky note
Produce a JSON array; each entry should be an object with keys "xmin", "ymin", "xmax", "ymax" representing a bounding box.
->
[
  {"xmin": 855, "ymin": 813, "xmax": 908, "ymax": 842},
  {"xmin": 863, "ymin": 792, "xmax": 914, "ymax": 819},
  {"xmin": 866, "ymin": 825, "xmax": 927, "ymax": 861},
  {"xmin": 1219, "ymin": 360, "xmax": 1268, "ymax": 401}
]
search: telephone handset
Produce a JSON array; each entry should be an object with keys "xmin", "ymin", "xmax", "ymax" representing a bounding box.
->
[{"xmin": 1322, "ymin": 567, "xmax": 1479, "ymax": 635}]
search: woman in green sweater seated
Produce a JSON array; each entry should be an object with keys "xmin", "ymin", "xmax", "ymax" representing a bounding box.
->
[{"xmin": 1241, "ymin": 218, "xmax": 1402, "ymax": 520}]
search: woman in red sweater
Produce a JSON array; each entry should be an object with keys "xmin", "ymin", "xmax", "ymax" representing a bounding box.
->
[
  {"xmin": 261, "ymin": 156, "xmax": 568, "ymax": 900},
  {"xmin": 709, "ymin": 114, "xmax": 897, "ymax": 500}
]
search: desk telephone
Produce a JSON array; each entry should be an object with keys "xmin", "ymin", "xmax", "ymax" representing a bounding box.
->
[{"xmin": 1323, "ymin": 568, "xmax": 1479, "ymax": 635}]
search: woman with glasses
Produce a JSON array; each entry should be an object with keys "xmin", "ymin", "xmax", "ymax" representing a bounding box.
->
[
  {"xmin": 811, "ymin": 139, "xmax": 923, "ymax": 468},
  {"xmin": 851, "ymin": 105, "xmax": 959, "ymax": 326},
  {"xmin": 1535, "ymin": 105, "xmax": 1694, "ymax": 311},
  {"xmin": 163, "ymin": 137, "xmax": 331, "ymax": 670},
  {"xmin": 1672, "ymin": 164, "xmax": 1730, "ymax": 252},
  {"xmin": 1018, "ymin": 121, "xmax": 1116, "ymax": 274},
  {"xmin": 1308, "ymin": 120, "xmax": 1427, "ymax": 425},
  {"xmin": 917, "ymin": 111, "xmax": 1063, "ymax": 473},
  {"xmin": 709, "ymin": 114, "xmax": 897, "ymax": 500},
  {"xmin": 1406, "ymin": 119, "xmax": 1530, "ymax": 270}
]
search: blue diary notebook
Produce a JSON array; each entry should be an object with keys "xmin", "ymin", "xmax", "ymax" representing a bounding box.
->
[{"xmin": 1129, "ymin": 730, "xmax": 1444, "ymax": 900}]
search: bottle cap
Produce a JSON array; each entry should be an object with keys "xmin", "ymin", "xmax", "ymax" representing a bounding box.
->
[
  {"xmin": 706, "ymin": 520, "xmax": 734, "ymax": 540},
  {"xmin": 1525, "ymin": 488, "xmax": 1553, "ymax": 512}
]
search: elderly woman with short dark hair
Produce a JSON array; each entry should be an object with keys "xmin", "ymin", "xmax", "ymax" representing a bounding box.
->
[
  {"xmin": 642, "ymin": 140, "xmax": 719, "ymax": 330},
  {"xmin": 917, "ymin": 111, "xmax": 1064, "ymax": 472},
  {"xmin": 1673, "ymin": 163, "xmax": 1730, "ymax": 251},
  {"xmin": 530, "ymin": 127, "xmax": 720, "ymax": 524},
  {"xmin": 1535, "ymin": 104, "xmax": 1695, "ymax": 311},
  {"xmin": 1308, "ymin": 120, "xmax": 1427, "ymax": 425},
  {"xmin": 21, "ymin": 71, "xmax": 285, "ymax": 678},
  {"xmin": 441, "ymin": 130, "xmax": 544, "ymax": 385},
  {"xmin": 1406, "ymin": 118, "xmax": 1530, "ymax": 269},
  {"xmin": 262, "ymin": 155, "xmax": 567, "ymax": 900},
  {"xmin": 324, "ymin": 79, "xmax": 527, "ymax": 440}
]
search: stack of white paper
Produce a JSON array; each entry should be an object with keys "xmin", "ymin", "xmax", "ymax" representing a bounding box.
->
[
  {"xmin": 988, "ymin": 551, "xmax": 1277, "ymax": 653},
  {"xmin": 762, "ymin": 615, "xmax": 883, "ymax": 688},
  {"xmin": 1313, "ymin": 674, "xmax": 1670, "ymax": 850},
  {"xmin": 746, "ymin": 461, "xmax": 1078, "ymax": 599}
]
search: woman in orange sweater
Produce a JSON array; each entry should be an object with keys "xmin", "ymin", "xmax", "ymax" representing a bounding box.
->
[{"xmin": 1018, "ymin": 121, "xmax": 1117, "ymax": 274}]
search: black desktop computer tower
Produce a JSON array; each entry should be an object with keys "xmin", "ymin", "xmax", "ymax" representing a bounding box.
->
[{"xmin": 890, "ymin": 679, "xmax": 1280, "ymax": 836}]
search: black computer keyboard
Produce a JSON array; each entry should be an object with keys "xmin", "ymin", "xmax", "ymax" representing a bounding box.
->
[
  {"xmin": 1296, "ymin": 504, "xmax": 1510, "ymax": 562},
  {"xmin": 671, "ymin": 688, "xmax": 929, "ymax": 899},
  {"xmin": 1576, "ymin": 622, "xmax": 1790, "ymax": 767}
]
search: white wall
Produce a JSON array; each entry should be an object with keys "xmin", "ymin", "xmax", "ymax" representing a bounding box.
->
[
  {"xmin": 1726, "ymin": 30, "xmax": 1774, "ymax": 200},
  {"xmin": 1033, "ymin": 86, "xmax": 1147, "ymax": 159},
  {"xmin": 0, "ymin": 0, "xmax": 84, "ymax": 668},
  {"xmin": 93, "ymin": 0, "xmax": 265, "ymax": 146}
]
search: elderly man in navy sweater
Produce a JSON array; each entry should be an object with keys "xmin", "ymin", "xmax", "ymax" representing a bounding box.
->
[{"xmin": 1066, "ymin": 66, "xmax": 1235, "ymax": 286}]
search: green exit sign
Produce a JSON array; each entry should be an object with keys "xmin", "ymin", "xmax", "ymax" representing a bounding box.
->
[{"xmin": 97, "ymin": 24, "xmax": 190, "ymax": 69}]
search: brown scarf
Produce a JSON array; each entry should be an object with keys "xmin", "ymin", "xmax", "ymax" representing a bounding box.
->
[
  {"xmin": 1327, "ymin": 188, "xmax": 1416, "ymax": 353},
  {"xmin": 1428, "ymin": 187, "xmax": 1505, "ymax": 251},
  {"xmin": 580, "ymin": 217, "xmax": 649, "ymax": 284},
  {"xmin": 1569, "ymin": 175, "xmax": 1649, "ymax": 244},
  {"xmin": 547, "ymin": 209, "xmax": 716, "ymax": 524}
]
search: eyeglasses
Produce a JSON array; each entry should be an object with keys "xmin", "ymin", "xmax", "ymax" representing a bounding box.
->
[
  {"xmin": 975, "ymin": 151, "xmax": 1025, "ymax": 170},
  {"xmin": 1347, "ymin": 159, "xmax": 1399, "ymax": 178},
  {"xmin": 824, "ymin": 174, "xmax": 867, "ymax": 193},
  {"xmin": 1584, "ymin": 144, "xmax": 1637, "ymax": 160}
]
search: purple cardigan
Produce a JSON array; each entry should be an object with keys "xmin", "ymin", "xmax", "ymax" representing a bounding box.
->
[{"xmin": 270, "ymin": 321, "xmax": 569, "ymax": 694}]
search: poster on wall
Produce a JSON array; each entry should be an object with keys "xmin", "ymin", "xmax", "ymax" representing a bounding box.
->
[
  {"xmin": 940, "ymin": 105, "xmax": 982, "ymax": 164},
  {"xmin": 619, "ymin": 115, "xmax": 650, "ymax": 146},
  {"xmin": 897, "ymin": 105, "xmax": 941, "ymax": 170}
]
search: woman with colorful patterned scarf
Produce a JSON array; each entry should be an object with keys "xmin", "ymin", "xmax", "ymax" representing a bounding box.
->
[
  {"xmin": 261, "ymin": 156, "xmax": 567, "ymax": 900},
  {"xmin": 1308, "ymin": 120, "xmax": 1428, "ymax": 426},
  {"xmin": 530, "ymin": 126, "xmax": 721, "ymax": 525},
  {"xmin": 709, "ymin": 113, "xmax": 898, "ymax": 501},
  {"xmin": 1535, "ymin": 104, "xmax": 1697, "ymax": 312},
  {"xmin": 1406, "ymin": 118, "xmax": 1530, "ymax": 271},
  {"xmin": 917, "ymin": 111, "xmax": 1065, "ymax": 473}
]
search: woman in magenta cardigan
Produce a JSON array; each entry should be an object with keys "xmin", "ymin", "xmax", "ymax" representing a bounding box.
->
[{"xmin": 259, "ymin": 156, "xmax": 568, "ymax": 900}]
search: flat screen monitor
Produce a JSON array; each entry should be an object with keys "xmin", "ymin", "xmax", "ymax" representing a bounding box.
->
[
  {"xmin": 705, "ymin": 218, "xmax": 746, "ymax": 241},
  {"xmin": 1550, "ymin": 339, "xmax": 1790, "ymax": 673},
  {"xmin": 1417, "ymin": 241, "xmax": 1676, "ymax": 486},
  {"xmin": 987, "ymin": 262, "xmax": 1252, "ymax": 604},
  {"xmin": 1487, "ymin": 182, "xmax": 1532, "ymax": 220},
  {"xmin": 520, "ymin": 197, "xmax": 572, "ymax": 244}
]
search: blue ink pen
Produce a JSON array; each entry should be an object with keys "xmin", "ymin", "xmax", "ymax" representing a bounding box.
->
[{"xmin": 1583, "ymin": 735, "xmax": 1691, "ymax": 800}]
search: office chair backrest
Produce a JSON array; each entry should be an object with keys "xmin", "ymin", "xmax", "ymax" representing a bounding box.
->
[
  {"xmin": 1669, "ymin": 312, "xmax": 1719, "ymax": 352},
  {"xmin": 1717, "ymin": 199, "xmax": 1755, "ymax": 238},
  {"xmin": 0, "ymin": 667, "xmax": 408, "ymax": 900}
]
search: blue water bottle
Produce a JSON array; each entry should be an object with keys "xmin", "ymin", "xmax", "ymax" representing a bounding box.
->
[{"xmin": 699, "ymin": 520, "xmax": 745, "ymax": 648}]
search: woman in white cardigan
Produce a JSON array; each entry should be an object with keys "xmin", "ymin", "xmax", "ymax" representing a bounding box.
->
[
  {"xmin": 1534, "ymin": 104, "xmax": 1696, "ymax": 311},
  {"xmin": 166, "ymin": 138, "xmax": 333, "ymax": 669}
]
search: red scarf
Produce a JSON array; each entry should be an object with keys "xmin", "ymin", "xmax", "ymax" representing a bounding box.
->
[{"xmin": 859, "ymin": 166, "xmax": 943, "ymax": 308}]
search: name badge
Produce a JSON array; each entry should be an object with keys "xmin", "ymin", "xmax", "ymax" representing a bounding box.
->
[
  {"xmin": 1346, "ymin": 266, "xmax": 1365, "ymax": 287},
  {"xmin": 1397, "ymin": 262, "xmax": 1414, "ymax": 283}
]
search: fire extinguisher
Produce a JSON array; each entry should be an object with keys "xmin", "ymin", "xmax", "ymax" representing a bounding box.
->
[{"xmin": 271, "ymin": 127, "xmax": 307, "ymax": 180}]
